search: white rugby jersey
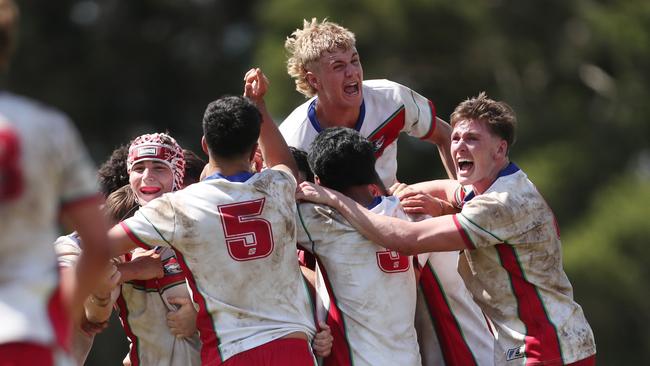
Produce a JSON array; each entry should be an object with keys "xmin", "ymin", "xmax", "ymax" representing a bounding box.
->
[
  {"xmin": 280, "ymin": 79, "xmax": 436, "ymax": 187},
  {"xmin": 415, "ymin": 251, "xmax": 495, "ymax": 366},
  {"xmin": 116, "ymin": 246, "xmax": 201, "ymax": 366},
  {"xmin": 53, "ymin": 233, "xmax": 95, "ymax": 366},
  {"xmin": 121, "ymin": 169, "xmax": 316, "ymax": 364},
  {"xmin": 0, "ymin": 92, "xmax": 99, "ymax": 348},
  {"xmin": 297, "ymin": 196, "xmax": 420, "ymax": 366},
  {"xmin": 453, "ymin": 163, "xmax": 596, "ymax": 365}
]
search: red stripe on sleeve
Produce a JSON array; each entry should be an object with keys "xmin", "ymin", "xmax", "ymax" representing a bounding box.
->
[
  {"xmin": 496, "ymin": 244, "xmax": 563, "ymax": 365},
  {"xmin": 452, "ymin": 215, "xmax": 475, "ymax": 249},
  {"xmin": 120, "ymin": 222, "xmax": 153, "ymax": 250}
]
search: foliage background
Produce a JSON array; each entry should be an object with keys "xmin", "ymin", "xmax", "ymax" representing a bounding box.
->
[{"xmin": 3, "ymin": 1, "xmax": 648, "ymax": 365}]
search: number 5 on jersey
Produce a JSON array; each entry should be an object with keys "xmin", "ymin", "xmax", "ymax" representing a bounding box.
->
[{"xmin": 218, "ymin": 198, "xmax": 275, "ymax": 261}]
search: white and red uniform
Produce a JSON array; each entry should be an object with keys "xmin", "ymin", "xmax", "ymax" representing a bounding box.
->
[
  {"xmin": 415, "ymin": 250, "xmax": 495, "ymax": 366},
  {"xmin": 116, "ymin": 246, "xmax": 201, "ymax": 366},
  {"xmin": 453, "ymin": 163, "xmax": 596, "ymax": 365},
  {"xmin": 54, "ymin": 228, "xmax": 202, "ymax": 366},
  {"xmin": 297, "ymin": 196, "xmax": 420, "ymax": 366},
  {"xmin": 53, "ymin": 233, "xmax": 95, "ymax": 366},
  {"xmin": 280, "ymin": 79, "xmax": 436, "ymax": 187},
  {"xmin": 120, "ymin": 169, "xmax": 316, "ymax": 364},
  {"xmin": 0, "ymin": 92, "xmax": 99, "ymax": 359}
]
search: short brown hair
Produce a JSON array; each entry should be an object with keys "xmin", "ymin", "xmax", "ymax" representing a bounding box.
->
[
  {"xmin": 285, "ymin": 18, "xmax": 356, "ymax": 98},
  {"xmin": 450, "ymin": 92, "xmax": 517, "ymax": 153},
  {"xmin": 0, "ymin": 0, "xmax": 18, "ymax": 71},
  {"xmin": 104, "ymin": 185, "xmax": 139, "ymax": 223}
]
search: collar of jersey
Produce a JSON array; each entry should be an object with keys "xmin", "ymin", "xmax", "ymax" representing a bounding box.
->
[
  {"xmin": 308, "ymin": 98, "xmax": 366, "ymax": 132},
  {"xmin": 366, "ymin": 195, "xmax": 383, "ymax": 209},
  {"xmin": 203, "ymin": 171, "xmax": 255, "ymax": 183},
  {"xmin": 462, "ymin": 162, "xmax": 520, "ymax": 203}
]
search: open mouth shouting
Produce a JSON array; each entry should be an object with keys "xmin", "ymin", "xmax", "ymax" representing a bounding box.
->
[
  {"xmin": 457, "ymin": 158, "xmax": 474, "ymax": 176},
  {"xmin": 343, "ymin": 81, "xmax": 360, "ymax": 96}
]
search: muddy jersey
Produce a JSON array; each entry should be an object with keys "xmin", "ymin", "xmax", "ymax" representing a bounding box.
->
[
  {"xmin": 280, "ymin": 79, "xmax": 436, "ymax": 187},
  {"xmin": 453, "ymin": 163, "xmax": 596, "ymax": 365},
  {"xmin": 117, "ymin": 246, "xmax": 201, "ymax": 366},
  {"xmin": 121, "ymin": 169, "xmax": 316, "ymax": 364},
  {"xmin": 415, "ymin": 250, "xmax": 494, "ymax": 366},
  {"xmin": 0, "ymin": 92, "xmax": 99, "ymax": 348},
  {"xmin": 297, "ymin": 196, "xmax": 420, "ymax": 366}
]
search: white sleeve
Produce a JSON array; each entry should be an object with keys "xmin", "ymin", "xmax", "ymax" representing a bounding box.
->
[
  {"xmin": 120, "ymin": 195, "xmax": 178, "ymax": 249},
  {"xmin": 394, "ymin": 82, "xmax": 436, "ymax": 140}
]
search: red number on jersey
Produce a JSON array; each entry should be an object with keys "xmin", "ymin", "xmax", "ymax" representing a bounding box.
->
[
  {"xmin": 0, "ymin": 125, "xmax": 24, "ymax": 201},
  {"xmin": 376, "ymin": 249, "xmax": 410, "ymax": 273},
  {"xmin": 218, "ymin": 198, "xmax": 275, "ymax": 261}
]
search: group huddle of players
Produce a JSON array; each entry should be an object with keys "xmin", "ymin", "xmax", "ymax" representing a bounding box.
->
[{"xmin": 1, "ymin": 3, "xmax": 596, "ymax": 366}]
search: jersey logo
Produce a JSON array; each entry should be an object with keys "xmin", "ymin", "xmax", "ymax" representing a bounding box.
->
[
  {"xmin": 376, "ymin": 249, "xmax": 410, "ymax": 273},
  {"xmin": 506, "ymin": 345, "xmax": 525, "ymax": 361},
  {"xmin": 368, "ymin": 106, "xmax": 405, "ymax": 158},
  {"xmin": 218, "ymin": 198, "xmax": 275, "ymax": 261},
  {"xmin": 372, "ymin": 136, "xmax": 385, "ymax": 153}
]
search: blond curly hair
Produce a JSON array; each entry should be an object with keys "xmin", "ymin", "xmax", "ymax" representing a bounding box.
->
[{"xmin": 285, "ymin": 18, "xmax": 356, "ymax": 98}]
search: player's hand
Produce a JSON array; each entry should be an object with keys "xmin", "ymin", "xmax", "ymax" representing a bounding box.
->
[
  {"xmin": 389, "ymin": 183, "xmax": 453, "ymax": 217},
  {"xmin": 243, "ymin": 67, "xmax": 269, "ymax": 105},
  {"xmin": 92, "ymin": 263, "xmax": 121, "ymax": 300},
  {"xmin": 251, "ymin": 146, "xmax": 264, "ymax": 172},
  {"xmin": 296, "ymin": 182, "xmax": 337, "ymax": 206},
  {"xmin": 312, "ymin": 322, "xmax": 333, "ymax": 357},
  {"xmin": 79, "ymin": 312, "xmax": 108, "ymax": 336},
  {"xmin": 128, "ymin": 249, "xmax": 164, "ymax": 280},
  {"xmin": 166, "ymin": 297, "xmax": 198, "ymax": 338},
  {"xmin": 388, "ymin": 182, "xmax": 409, "ymax": 196}
]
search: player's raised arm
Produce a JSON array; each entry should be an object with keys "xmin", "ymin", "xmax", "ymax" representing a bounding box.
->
[
  {"xmin": 297, "ymin": 182, "xmax": 466, "ymax": 255},
  {"xmin": 423, "ymin": 117, "xmax": 456, "ymax": 179},
  {"xmin": 243, "ymin": 67, "xmax": 299, "ymax": 181}
]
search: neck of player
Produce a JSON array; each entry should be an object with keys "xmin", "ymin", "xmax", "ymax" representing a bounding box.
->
[
  {"xmin": 315, "ymin": 100, "xmax": 360, "ymax": 129},
  {"xmin": 204, "ymin": 158, "xmax": 252, "ymax": 178},
  {"xmin": 341, "ymin": 185, "xmax": 377, "ymax": 208}
]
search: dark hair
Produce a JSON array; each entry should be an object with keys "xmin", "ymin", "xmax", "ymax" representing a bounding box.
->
[
  {"xmin": 182, "ymin": 149, "xmax": 206, "ymax": 186},
  {"xmin": 97, "ymin": 144, "xmax": 130, "ymax": 198},
  {"xmin": 202, "ymin": 95, "xmax": 261, "ymax": 158},
  {"xmin": 290, "ymin": 146, "xmax": 314, "ymax": 183},
  {"xmin": 450, "ymin": 92, "xmax": 517, "ymax": 154},
  {"xmin": 308, "ymin": 127, "xmax": 382, "ymax": 192}
]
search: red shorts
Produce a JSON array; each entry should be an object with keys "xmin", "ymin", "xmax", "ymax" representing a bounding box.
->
[
  {"xmin": 567, "ymin": 354, "xmax": 596, "ymax": 366},
  {"xmin": 0, "ymin": 342, "xmax": 54, "ymax": 366},
  {"xmin": 223, "ymin": 337, "xmax": 315, "ymax": 366}
]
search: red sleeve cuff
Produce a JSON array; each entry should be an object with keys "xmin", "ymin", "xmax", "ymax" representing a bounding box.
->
[{"xmin": 453, "ymin": 214, "xmax": 475, "ymax": 249}]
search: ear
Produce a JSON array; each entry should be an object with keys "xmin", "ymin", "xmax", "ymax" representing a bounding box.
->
[
  {"xmin": 201, "ymin": 136, "xmax": 209, "ymax": 155},
  {"xmin": 314, "ymin": 175, "xmax": 322, "ymax": 186},
  {"xmin": 496, "ymin": 139, "xmax": 508, "ymax": 158},
  {"xmin": 306, "ymin": 71, "xmax": 319, "ymax": 91}
]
